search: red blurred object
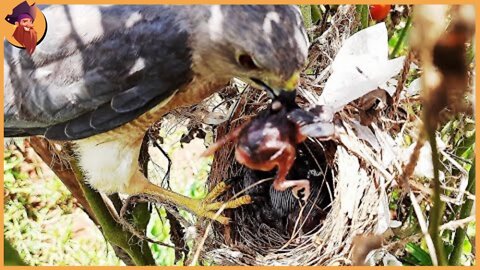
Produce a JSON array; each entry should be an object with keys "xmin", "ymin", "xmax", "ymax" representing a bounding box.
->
[{"xmin": 369, "ymin": 5, "xmax": 391, "ymax": 21}]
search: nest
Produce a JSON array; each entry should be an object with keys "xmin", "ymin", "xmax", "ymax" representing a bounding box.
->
[{"xmin": 183, "ymin": 6, "xmax": 394, "ymax": 265}]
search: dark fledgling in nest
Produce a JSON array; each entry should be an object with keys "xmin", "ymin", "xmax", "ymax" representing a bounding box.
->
[
  {"xmin": 203, "ymin": 90, "xmax": 336, "ymax": 201},
  {"xmin": 238, "ymin": 139, "xmax": 334, "ymax": 235},
  {"xmin": 203, "ymin": 90, "xmax": 336, "ymax": 235}
]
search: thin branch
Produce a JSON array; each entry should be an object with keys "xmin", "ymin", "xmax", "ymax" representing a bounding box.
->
[
  {"xmin": 69, "ymin": 157, "xmax": 156, "ymax": 266},
  {"xmin": 29, "ymin": 137, "xmax": 96, "ymax": 222},
  {"xmin": 400, "ymin": 131, "xmax": 426, "ymax": 189},
  {"xmin": 425, "ymin": 122, "xmax": 448, "ymax": 266},
  {"xmin": 358, "ymin": 5, "xmax": 369, "ymax": 30},
  {"xmin": 439, "ymin": 216, "xmax": 475, "ymax": 232},
  {"xmin": 408, "ymin": 190, "xmax": 439, "ymax": 265},
  {"xmin": 188, "ymin": 177, "xmax": 273, "ymax": 265},
  {"xmin": 28, "ymin": 138, "xmax": 148, "ymax": 265},
  {"xmin": 449, "ymin": 159, "xmax": 475, "ymax": 265}
]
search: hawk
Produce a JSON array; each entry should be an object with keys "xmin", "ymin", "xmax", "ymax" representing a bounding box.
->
[{"xmin": 4, "ymin": 5, "xmax": 309, "ymax": 224}]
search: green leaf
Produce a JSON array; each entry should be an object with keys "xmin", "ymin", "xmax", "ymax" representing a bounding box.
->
[
  {"xmin": 390, "ymin": 15, "xmax": 412, "ymax": 58},
  {"xmin": 151, "ymin": 220, "xmax": 162, "ymax": 237},
  {"xmin": 4, "ymin": 239, "xmax": 28, "ymax": 266},
  {"xmin": 311, "ymin": 5, "xmax": 321, "ymax": 24},
  {"xmin": 299, "ymin": 5, "xmax": 312, "ymax": 29},
  {"xmin": 4, "ymin": 172, "xmax": 15, "ymax": 184},
  {"xmin": 405, "ymin": 243, "xmax": 433, "ymax": 266},
  {"xmin": 3, "ymin": 158, "xmax": 22, "ymax": 171},
  {"xmin": 462, "ymin": 236, "xmax": 472, "ymax": 254}
]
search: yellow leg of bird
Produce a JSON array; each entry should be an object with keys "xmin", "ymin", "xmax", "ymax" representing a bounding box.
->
[{"xmin": 125, "ymin": 171, "xmax": 251, "ymax": 224}]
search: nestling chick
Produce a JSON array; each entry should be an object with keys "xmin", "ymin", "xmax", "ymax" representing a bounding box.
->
[
  {"xmin": 203, "ymin": 90, "xmax": 335, "ymax": 200},
  {"xmin": 240, "ymin": 140, "xmax": 332, "ymax": 234}
]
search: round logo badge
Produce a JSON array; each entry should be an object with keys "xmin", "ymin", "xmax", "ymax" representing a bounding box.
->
[{"xmin": 4, "ymin": 1, "xmax": 47, "ymax": 55}]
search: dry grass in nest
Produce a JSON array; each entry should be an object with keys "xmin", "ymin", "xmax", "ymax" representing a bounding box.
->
[{"xmin": 200, "ymin": 96, "xmax": 385, "ymax": 266}]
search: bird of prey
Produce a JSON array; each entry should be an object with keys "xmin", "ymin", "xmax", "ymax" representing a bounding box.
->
[{"xmin": 4, "ymin": 5, "xmax": 309, "ymax": 224}]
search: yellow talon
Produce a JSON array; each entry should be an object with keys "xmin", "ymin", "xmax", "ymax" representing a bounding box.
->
[
  {"xmin": 204, "ymin": 181, "xmax": 231, "ymax": 203},
  {"xmin": 204, "ymin": 195, "xmax": 252, "ymax": 212},
  {"xmin": 195, "ymin": 180, "xmax": 252, "ymax": 224},
  {"xmin": 131, "ymin": 173, "xmax": 252, "ymax": 224}
]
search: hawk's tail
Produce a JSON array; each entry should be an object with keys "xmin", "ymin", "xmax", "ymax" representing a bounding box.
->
[{"xmin": 4, "ymin": 127, "xmax": 46, "ymax": 138}]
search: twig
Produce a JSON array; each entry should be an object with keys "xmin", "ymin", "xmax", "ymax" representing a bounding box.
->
[
  {"xmin": 400, "ymin": 129, "xmax": 426, "ymax": 189},
  {"xmin": 29, "ymin": 137, "xmax": 96, "ymax": 222},
  {"xmin": 393, "ymin": 51, "xmax": 413, "ymax": 106},
  {"xmin": 411, "ymin": 5, "xmax": 473, "ymax": 265},
  {"xmin": 29, "ymin": 138, "xmax": 154, "ymax": 265},
  {"xmin": 357, "ymin": 5, "xmax": 369, "ymax": 30},
  {"xmin": 69, "ymin": 158, "xmax": 156, "ymax": 266},
  {"xmin": 425, "ymin": 121, "xmax": 448, "ymax": 265},
  {"xmin": 439, "ymin": 149, "xmax": 468, "ymax": 175},
  {"xmin": 189, "ymin": 177, "xmax": 274, "ymax": 265},
  {"xmin": 408, "ymin": 180, "xmax": 473, "ymax": 205},
  {"xmin": 439, "ymin": 216, "xmax": 475, "ymax": 232},
  {"xmin": 449, "ymin": 159, "xmax": 475, "ymax": 265},
  {"xmin": 318, "ymin": 5, "xmax": 330, "ymax": 35},
  {"xmin": 118, "ymin": 196, "xmax": 181, "ymax": 250},
  {"xmin": 189, "ymin": 209, "xmax": 218, "ymax": 266},
  {"xmin": 408, "ymin": 190, "xmax": 439, "ymax": 265}
]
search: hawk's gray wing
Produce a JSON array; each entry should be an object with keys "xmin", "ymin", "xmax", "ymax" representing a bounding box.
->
[{"xmin": 4, "ymin": 5, "xmax": 193, "ymax": 140}]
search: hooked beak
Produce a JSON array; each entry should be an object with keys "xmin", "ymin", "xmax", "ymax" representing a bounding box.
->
[
  {"xmin": 250, "ymin": 78, "xmax": 277, "ymax": 98},
  {"xmin": 250, "ymin": 77, "xmax": 298, "ymax": 106},
  {"xmin": 250, "ymin": 71, "xmax": 300, "ymax": 98},
  {"xmin": 283, "ymin": 71, "xmax": 300, "ymax": 92}
]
